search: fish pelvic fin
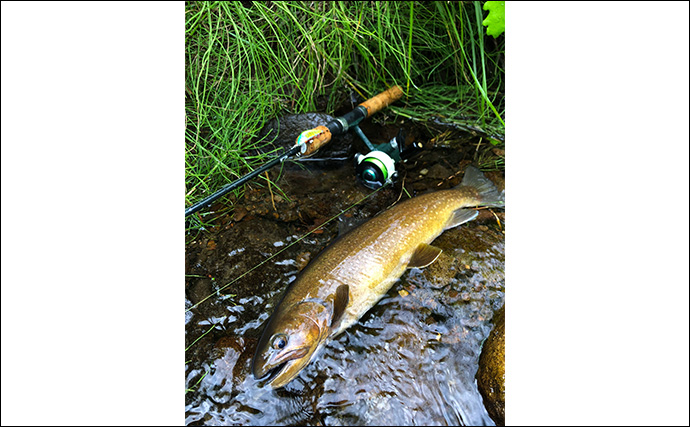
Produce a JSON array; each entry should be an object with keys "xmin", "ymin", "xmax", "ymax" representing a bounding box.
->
[
  {"xmin": 408, "ymin": 243, "xmax": 443, "ymax": 268},
  {"xmin": 460, "ymin": 165, "xmax": 504, "ymax": 208},
  {"xmin": 331, "ymin": 285, "xmax": 349, "ymax": 329}
]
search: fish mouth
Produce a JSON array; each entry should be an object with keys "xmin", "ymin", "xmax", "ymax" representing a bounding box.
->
[
  {"xmin": 255, "ymin": 360, "xmax": 299, "ymax": 389},
  {"xmin": 262, "ymin": 362, "xmax": 288, "ymax": 384},
  {"xmin": 254, "ymin": 349, "xmax": 312, "ymax": 389},
  {"xmin": 253, "ymin": 358, "xmax": 285, "ymax": 382},
  {"xmin": 253, "ymin": 346, "xmax": 309, "ymax": 377}
]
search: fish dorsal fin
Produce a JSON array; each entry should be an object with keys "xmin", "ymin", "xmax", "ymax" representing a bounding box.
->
[
  {"xmin": 331, "ymin": 285, "xmax": 349, "ymax": 328},
  {"xmin": 445, "ymin": 208, "xmax": 478, "ymax": 230},
  {"xmin": 408, "ymin": 243, "xmax": 443, "ymax": 268}
]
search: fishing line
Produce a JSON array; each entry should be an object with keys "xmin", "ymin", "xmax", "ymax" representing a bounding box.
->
[
  {"xmin": 186, "ymin": 183, "xmax": 389, "ymax": 313},
  {"xmin": 185, "ymin": 323, "xmax": 216, "ymax": 352}
]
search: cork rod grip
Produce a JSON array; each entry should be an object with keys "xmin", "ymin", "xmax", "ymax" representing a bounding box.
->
[{"xmin": 359, "ymin": 85, "xmax": 404, "ymax": 117}]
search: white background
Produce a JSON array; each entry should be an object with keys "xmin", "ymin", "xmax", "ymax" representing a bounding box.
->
[{"xmin": 2, "ymin": 2, "xmax": 688, "ymax": 425}]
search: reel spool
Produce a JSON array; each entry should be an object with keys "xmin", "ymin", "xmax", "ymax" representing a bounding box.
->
[{"xmin": 354, "ymin": 129, "xmax": 422, "ymax": 189}]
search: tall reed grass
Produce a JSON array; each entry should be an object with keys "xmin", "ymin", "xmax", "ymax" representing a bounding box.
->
[{"xmin": 185, "ymin": 1, "xmax": 504, "ymax": 213}]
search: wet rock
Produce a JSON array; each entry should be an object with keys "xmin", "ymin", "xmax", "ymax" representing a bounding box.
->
[
  {"xmin": 188, "ymin": 279, "xmax": 212, "ymax": 306},
  {"xmin": 411, "ymin": 180, "xmax": 432, "ymax": 192},
  {"xmin": 476, "ymin": 304, "xmax": 505, "ymax": 426},
  {"xmin": 410, "ymin": 251, "xmax": 456, "ymax": 289},
  {"xmin": 232, "ymin": 207, "xmax": 247, "ymax": 222},
  {"xmin": 213, "ymin": 336, "xmax": 255, "ymax": 387},
  {"xmin": 426, "ymin": 163, "xmax": 451, "ymax": 180},
  {"xmin": 295, "ymin": 252, "xmax": 311, "ymax": 270}
]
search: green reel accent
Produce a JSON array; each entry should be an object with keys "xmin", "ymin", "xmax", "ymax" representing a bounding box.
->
[{"xmin": 362, "ymin": 157, "xmax": 388, "ymax": 180}]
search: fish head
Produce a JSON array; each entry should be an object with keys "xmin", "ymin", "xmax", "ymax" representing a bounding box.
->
[{"xmin": 252, "ymin": 300, "xmax": 331, "ymax": 388}]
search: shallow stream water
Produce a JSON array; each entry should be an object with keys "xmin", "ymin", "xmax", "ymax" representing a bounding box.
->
[{"xmin": 185, "ymin": 117, "xmax": 505, "ymax": 426}]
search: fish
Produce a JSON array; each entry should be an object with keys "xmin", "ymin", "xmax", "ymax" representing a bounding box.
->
[{"xmin": 252, "ymin": 166, "xmax": 504, "ymax": 388}]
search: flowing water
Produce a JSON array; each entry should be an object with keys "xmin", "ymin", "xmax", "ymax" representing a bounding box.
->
[{"xmin": 185, "ymin": 116, "xmax": 505, "ymax": 426}]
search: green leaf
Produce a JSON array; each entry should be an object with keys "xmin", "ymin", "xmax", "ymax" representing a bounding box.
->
[{"xmin": 482, "ymin": 1, "xmax": 505, "ymax": 38}]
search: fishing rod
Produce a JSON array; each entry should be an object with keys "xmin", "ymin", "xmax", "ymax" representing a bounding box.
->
[{"xmin": 185, "ymin": 85, "xmax": 407, "ymax": 217}]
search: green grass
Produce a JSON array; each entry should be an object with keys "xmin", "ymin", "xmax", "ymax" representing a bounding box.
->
[
  {"xmin": 185, "ymin": 1, "xmax": 505, "ymax": 220},
  {"xmin": 185, "ymin": 369, "xmax": 208, "ymax": 394}
]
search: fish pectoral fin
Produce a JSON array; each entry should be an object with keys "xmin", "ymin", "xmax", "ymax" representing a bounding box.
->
[
  {"xmin": 445, "ymin": 208, "xmax": 479, "ymax": 230},
  {"xmin": 330, "ymin": 285, "xmax": 349, "ymax": 328},
  {"xmin": 408, "ymin": 243, "xmax": 443, "ymax": 268}
]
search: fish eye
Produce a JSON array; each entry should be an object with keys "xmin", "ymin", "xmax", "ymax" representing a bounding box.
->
[{"xmin": 271, "ymin": 334, "xmax": 287, "ymax": 350}]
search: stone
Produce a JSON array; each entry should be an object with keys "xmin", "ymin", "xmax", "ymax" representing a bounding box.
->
[{"xmin": 476, "ymin": 304, "xmax": 505, "ymax": 425}]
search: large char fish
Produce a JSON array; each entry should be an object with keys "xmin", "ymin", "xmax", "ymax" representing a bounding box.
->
[{"xmin": 252, "ymin": 166, "xmax": 504, "ymax": 388}]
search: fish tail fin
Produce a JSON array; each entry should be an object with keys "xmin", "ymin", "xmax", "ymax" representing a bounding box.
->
[{"xmin": 460, "ymin": 165, "xmax": 505, "ymax": 208}]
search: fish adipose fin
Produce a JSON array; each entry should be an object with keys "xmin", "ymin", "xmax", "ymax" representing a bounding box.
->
[
  {"xmin": 445, "ymin": 208, "xmax": 479, "ymax": 230},
  {"xmin": 331, "ymin": 285, "xmax": 349, "ymax": 328},
  {"xmin": 461, "ymin": 165, "xmax": 505, "ymax": 208},
  {"xmin": 408, "ymin": 243, "xmax": 443, "ymax": 268}
]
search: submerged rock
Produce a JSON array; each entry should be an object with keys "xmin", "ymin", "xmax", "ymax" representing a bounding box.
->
[{"xmin": 477, "ymin": 304, "xmax": 505, "ymax": 425}]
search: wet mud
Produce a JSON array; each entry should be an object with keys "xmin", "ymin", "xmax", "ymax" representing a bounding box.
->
[{"xmin": 185, "ymin": 115, "xmax": 505, "ymax": 426}]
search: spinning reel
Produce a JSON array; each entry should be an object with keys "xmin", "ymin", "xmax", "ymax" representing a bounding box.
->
[{"xmin": 354, "ymin": 128, "xmax": 423, "ymax": 189}]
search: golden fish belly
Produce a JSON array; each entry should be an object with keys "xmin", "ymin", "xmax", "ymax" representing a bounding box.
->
[{"xmin": 288, "ymin": 187, "xmax": 482, "ymax": 335}]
